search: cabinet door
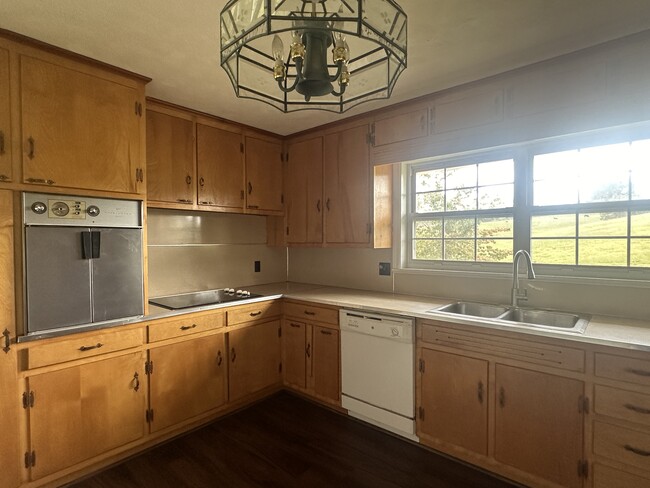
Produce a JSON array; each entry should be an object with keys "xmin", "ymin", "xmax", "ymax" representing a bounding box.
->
[
  {"xmin": 245, "ymin": 136, "xmax": 283, "ymax": 213},
  {"xmin": 286, "ymin": 137, "xmax": 323, "ymax": 244},
  {"xmin": 495, "ymin": 365, "xmax": 584, "ymax": 488},
  {"xmin": 229, "ymin": 320, "xmax": 281, "ymax": 403},
  {"xmin": 282, "ymin": 320, "xmax": 307, "ymax": 389},
  {"xmin": 311, "ymin": 325, "xmax": 340, "ymax": 403},
  {"xmin": 20, "ymin": 55, "xmax": 141, "ymax": 193},
  {"xmin": 149, "ymin": 333, "xmax": 226, "ymax": 433},
  {"xmin": 146, "ymin": 110, "xmax": 195, "ymax": 205},
  {"xmin": 0, "ymin": 351, "xmax": 21, "ymax": 488},
  {"xmin": 372, "ymin": 107, "xmax": 429, "ymax": 147},
  {"xmin": 197, "ymin": 123, "xmax": 244, "ymax": 210},
  {"xmin": 323, "ymin": 125, "xmax": 371, "ymax": 244},
  {"xmin": 0, "ymin": 47, "xmax": 11, "ymax": 182},
  {"xmin": 28, "ymin": 352, "xmax": 146, "ymax": 480},
  {"xmin": 418, "ymin": 349, "xmax": 488, "ymax": 455},
  {"xmin": 0, "ymin": 191, "xmax": 15, "ymax": 338}
]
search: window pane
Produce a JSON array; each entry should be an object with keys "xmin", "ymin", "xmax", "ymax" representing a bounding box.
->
[
  {"xmin": 534, "ymin": 180, "xmax": 579, "ymax": 206},
  {"xmin": 416, "ymin": 191, "xmax": 444, "ymax": 213},
  {"xmin": 445, "ymin": 240, "xmax": 475, "ymax": 261},
  {"xmin": 478, "ymin": 159, "xmax": 514, "ymax": 186},
  {"xmin": 477, "ymin": 239, "xmax": 513, "ymax": 263},
  {"xmin": 533, "ymin": 150, "xmax": 579, "ymax": 206},
  {"xmin": 415, "ymin": 220, "xmax": 442, "ymax": 238},
  {"xmin": 579, "ymin": 239, "xmax": 627, "ymax": 266},
  {"xmin": 631, "ymin": 239, "xmax": 650, "ymax": 267},
  {"xmin": 416, "ymin": 169, "xmax": 445, "ymax": 192},
  {"xmin": 446, "ymin": 165, "xmax": 476, "ymax": 189},
  {"xmin": 445, "ymin": 218, "xmax": 475, "ymax": 238},
  {"xmin": 631, "ymin": 211, "xmax": 650, "ymax": 237},
  {"xmin": 531, "ymin": 214, "xmax": 576, "ymax": 238},
  {"xmin": 631, "ymin": 140, "xmax": 650, "ymax": 200},
  {"xmin": 578, "ymin": 212, "xmax": 627, "ymax": 237},
  {"xmin": 414, "ymin": 240, "xmax": 442, "ymax": 260},
  {"xmin": 477, "ymin": 217, "xmax": 513, "ymax": 238},
  {"xmin": 531, "ymin": 239, "xmax": 575, "ymax": 264},
  {"xmin": 446, "ymin": 188, "xmax": 477, "ymax": 211},
  {"xmin": 478, "ymin": 184, "xmax": 513, "ymax": 209},
  {"xmin": 578, "ymin": 143, "xmax": 630, "ymax": 203}
]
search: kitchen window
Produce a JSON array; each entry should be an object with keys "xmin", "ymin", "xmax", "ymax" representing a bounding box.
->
[{"xmin": 406, "ymin": 133, "xmax": 650, "ymax": 276}]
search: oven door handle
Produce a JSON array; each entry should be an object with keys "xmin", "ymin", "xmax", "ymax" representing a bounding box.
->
[{"xmin": 81, "ymin": 231, "xmax": 92, "ymax": 260}]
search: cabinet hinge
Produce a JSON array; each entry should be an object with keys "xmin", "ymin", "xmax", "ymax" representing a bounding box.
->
[
  {"xmin": 578, "ymin": 460, "xmax": 589, "ymax": 478},
  {"xmin": 418, "ymin": 358, "xmax": 425, "ymax": 373},
  {"xmin": 2, "ymin": 328, "xmax": 10, "ymax": 353},
  {"xmin": 22, "ymin": 391, "xmax": 34, "ymax": 409},
  {"xmin": 146, "ymin": 409, "xmax": 155, "ymax": 423},
  {"xmin": 418, "ymin": 406, "xmax": 425, "ymax": 421},
  {"xmin": 579, "ymin": 395, "xmax": 590, "ymax": 414},
  {"xmin": 145, "ymin": 361, "xmax": 154, "ymax": 375},
  {"xmin": 24, "ymin": 451, "xmax": 36, "ymax": 469}
]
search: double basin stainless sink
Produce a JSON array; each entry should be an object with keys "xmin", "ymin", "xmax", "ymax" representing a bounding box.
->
[{"xmin": 430, "ymin": 301, "xmax": 590, "ymax": 334}]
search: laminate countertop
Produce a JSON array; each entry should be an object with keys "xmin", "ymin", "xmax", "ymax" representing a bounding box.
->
[{"xmin": 147, "ymin": 282, "xmax": 650, "ymax": 352}]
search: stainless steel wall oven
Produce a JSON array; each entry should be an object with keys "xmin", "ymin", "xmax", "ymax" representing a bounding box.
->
[{"xmin": 22, "ymin": 193, "xmax": 144, "ymax": 339}]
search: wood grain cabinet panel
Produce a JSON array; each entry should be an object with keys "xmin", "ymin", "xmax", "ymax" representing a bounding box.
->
[
  {"xmin": 283, "ymin": 302, "xmax": 338, "ymax": 325},
  {"xmin": 0, "ymin": 350, "xmax": 21, "ymax": 488},
  {"xmin": 20, "ymin": 55, "xmax": 143, "ymax": 194},
  {"xmin": 245, "ymin": 136, "xmax": 283, "ymax": 214},
  {"xmin": 593, "ymin": 421, "xmax": 650, "ymax": 473},
  {"xmin": 418, "ymin": 349, "xmax": 488, "ymax": 455},
  {"xmin": 282, "ymin": 319, "xmax": 307, "ymax": 389},
  {"xmin": 27, "ymin": 352, "xmax": 146, "ymax": 481},
  {"xmin": 494, "ymin": 365, "xmax": 584, "ymax": 488},
  {"xmin": 148, "ymin": 333, "xmax": 226, "ymax": 433},
  {"xmin": 595, "ymin": 384, "xmax": 650, "ymax": 427},
  {"xmin": 372, "ymin": 107, "xmax": 429, "ymax": 147},
  {"xmin": 593, "ymin": 463, "xmax": 650, "ymax": 488},
  {"xmin": 148, "ymin": 311, "xmax": 224, "ymax": 343},
  {"xmin": 595, "ymin": 352, "xmax": 650, "ymax": 387},
  {"xmin": 227, "ymin": 300, "xmax": 281, "ymax": 327},
  {"xmin": 146, "ymin": 109, "xmax": 195, "ymax": 205},
  {"xmin": 197, "ymin": 123, "xmax": 244, "ymax": 210},
  {"xmin": 0, "ymin": 191, "xmax": 15, "ymax": 339},
  {"xmin": 310, "ymin": 325, "xmax": 340, "ymax": 403},
  {"xmin": 0, "ymin": 47, "xmax": 11, "ymax": 182}
]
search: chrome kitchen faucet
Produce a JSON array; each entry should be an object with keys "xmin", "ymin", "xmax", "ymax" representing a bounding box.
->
[{"xmin": 512, "ymin": 250, "xmax": 536, "ymax": 307}]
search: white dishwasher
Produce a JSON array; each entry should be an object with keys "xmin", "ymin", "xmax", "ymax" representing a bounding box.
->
[{"xmin": 340, "ymin": 309, "xmax": 417, "ymax": 441}]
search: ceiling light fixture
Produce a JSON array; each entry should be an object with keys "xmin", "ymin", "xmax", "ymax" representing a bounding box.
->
[{"xmin": 220, "ymin": 0, "xmax": 407, "ymax": 113}]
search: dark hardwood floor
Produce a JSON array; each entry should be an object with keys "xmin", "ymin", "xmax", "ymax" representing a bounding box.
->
[{"xmin": 70, "ymin": 392, "xmax": 518, "ymax": 488}]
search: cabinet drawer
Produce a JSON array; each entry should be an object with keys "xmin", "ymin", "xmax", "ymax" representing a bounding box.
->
[
  {"xmin": 593, "ymin": 421, "xmax": 650, "ymax": 472},
  {"xmin": 27, "ymin": 327, "xmax": 144, "ymax": 369},
  {"xmin": 227, "ymin": 300, "xmax": 281, "ymax": 326},
  {"xmin": 593, "ymin": 463, "xmax": 650, "ymax": 488},
  {"xmin": 595, "ymin": 353, "xmax": 650, "ymax": 387},
  {"xmin": 284, "ymin": 302, "xmax": 338, "ymax": 325},
  {"xmin": 595, "ymin": 385, "xmax": 650, "ymax": 427},
  {"xmin": 148, "ymin": 311, "xmax": 224, "ymax": 342}
]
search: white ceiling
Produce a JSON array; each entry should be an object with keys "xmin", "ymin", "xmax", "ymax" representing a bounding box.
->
[{"xmin": 2, "ymin": 0, "xmax": 650, "ymax": 136}]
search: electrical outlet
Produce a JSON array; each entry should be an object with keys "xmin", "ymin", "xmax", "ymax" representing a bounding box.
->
[
  {"xmin": 379, "ymin": 262, "xmax": 391, "ymax": 276},
  {"xmin": 254, "ymin": 260, "xmax": 261, "ymax": 272}
]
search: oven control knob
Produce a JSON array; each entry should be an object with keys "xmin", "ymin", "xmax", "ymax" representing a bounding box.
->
[
  {"xmin": 31, "ymin": 202, "xmax": 47, "ymax": 214},
  {"xmin": 391, "ymin": 327, "xmax": 399, "ymax": 337},
  {"xmin": 87, "ymin": 205, "xmax": 100, "ymax": 217},
  {"xmin": 51, "ymin": 202, "xmax": 69, "ymax": 217}
]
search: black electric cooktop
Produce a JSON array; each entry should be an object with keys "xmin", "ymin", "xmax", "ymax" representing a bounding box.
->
[{"xmin": 149, "ymin": 289, "xmax": 262, "ymax": 310}]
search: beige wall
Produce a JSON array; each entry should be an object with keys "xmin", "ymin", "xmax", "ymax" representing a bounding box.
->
[{"xmin": 147, "ymin": 209, "xmax": 286, "ymax": 297}]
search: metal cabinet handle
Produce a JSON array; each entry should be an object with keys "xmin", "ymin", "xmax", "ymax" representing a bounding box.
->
[
  {"xmin": 625, "ymin": 367, "xmax": 650, "ymax": 377},
  {"xmin": 231, "ymin": 347, "xmax": 236, "ymax": 362},
  {"xmin": 624, "ymin": 444, "xmax": 650, "ymax": 457},
  {"xmin": 290, "ymin": 323, "xmax": 301, "ymax": 328},
  {"xmin": 304, "ymin": 310, "xmax": 316, "ymax": 316},
  {"xmin": 320, "ymin": 329, "xmax": 332, "ymax": 336},
  {"xmin": 27, "ymin": 137, "xmax": 35, "ymax": 159},
  {"xmin": 498, "ymin": 387, "xmax": 505, "ymax": 407},
  {"xmin": 249, "ymin": 311, "xmax": 262, "ymax": 317},
  {"xmin": 185, "ymin": 175, "xmax": 192, "ymax": 185},
  {"xmin": 624, "ymin": 403, "xmax": 650, "ymax": 415},
  {"xmin": 248, "ymin": 182, "xmax": 253, "ymax": 195},
  {"xmin": 0, "ymin": 130, "xmax": 4, "ymax": 155},
  {"xmin": 133, "ymin": 372, "xmax": 140, "ymax": 392},
  {"xmin": 26, "ymin": 178, "xmax": 55, "ymax": 185},
  {"xmin": 199, "ymin": 201, "xmax": 214, "ymax": 205},
  {"xmin": 217, "ymin": 350, "xmax": 223, "ymax": 366},
  {"xmin": 326, "ymin": 198, "xmax": 330, "ymax": 211},
  {"xmin": 180, "ymin": 324, "xmax": 197, "ymax": 331},
  {"xmin": 316, "ymin": 199, "xmax": 321, "ymax": 212},
  {"xmin": 2, "ymin": 328, "xmax": 10, "ymax": 353},
  {"xmin": 79, "ymin": 343, "xmax": 103, "ymax": 352},
  {"xmin": 176, "ymin": 199, "xmax": 193, "ymax": 204},
  {"xmin": 478, "ymin": 381, "xmax": 484, "ymax": 404},
  {"xmin": 199, "ymin": 176, "xmax": 205, "ymax": 187},
  {"xmin": 0, "ymin": 174, "xmax": 9, "ymax": 181},
  {"xmin": 306, "ymin": 343, "xmax": 311, "ymax": 358}
]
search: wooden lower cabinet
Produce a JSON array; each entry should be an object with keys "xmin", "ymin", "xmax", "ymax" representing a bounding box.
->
[
  {"xmin": 418, "ymin": 349, "xmax": 488, "ymax": 455},
  {"xmin": 592, "ymin": 463, "xmax": 650, "ymax": 488},
  {"xmin": 228, "ymin": 320, "xmax": 282, "ymax": 403},
  {"xmin": 494, "ymin": 364, "xmax": 584, "ymax": 488},
  {"xmin": 148, "ymin": 333, "xmax": 226, "ymax": 433},
  {"xmin": 0, "ymin": 350, "xmax": 21, "ymax": 488},
  {"xmin": 282, "ymin": 320, "xmax": 307, "ymax": 389},
  {"xmin": 26, "ymin": 352, "xmax": 146, "ymax": 480}
]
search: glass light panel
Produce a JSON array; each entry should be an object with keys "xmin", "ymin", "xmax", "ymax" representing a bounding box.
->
[
  {"xmin": 531, "ymin": 214, "xmax": 576, "ymax": 238},
  {"xmin": 414, "ymin": 239, "xmax": 442, "ymax": 260},
  {"xmin": 445, "ymin": 218, "xmax": 475, "ymax": 239},
  {"xmin": 631, "ymin": 239, "xmax": 650, "ymax": 267},
  {"xmin": 578, "ymin": 212, "xmax": 627, "ymax": 237},
  {"xmin": 445, "ymin": 188, "xmax": 477, "ymax": 211},
  {"xmin": 531, "ymin": 239, "xmax": 575, "ymax": 265},
  {"xmin": 446, "ymin": 165, "xmax": 477, "ymax": 189},
  {"xmin": 478, "ymin": 184, "xmax": 514, "ymax": 209},
  {"xmin": 579, "ymin": 239, "xmax": 627, "ymax": 266},
  {"xmin": 477, "ymin": 239, "xmax": 513, "ymax": 263},
  {"xmin": 416, "ymin": 192, "xmax": 444, "ymax": 213},
  {"xmin": 478, "ymin": 159, "xmax": 514, "ymax": 186},
  {"xmin": 477, "ymin": 217, "xmax": 513, "ymax": 238},
  {"xmin": 445, "ymin": 240, "xmax": 475, "ymax": 261},
  {"xmin": 631, "ymin": 211, "xmax": 650, "ymax": 236},
  {"xmin": 415, "ymin": 169, "xmax": 444, "ymax": 192},
  {"xmin": 415, "ymin": 220, "xmax": 443, "ymax": 238}
]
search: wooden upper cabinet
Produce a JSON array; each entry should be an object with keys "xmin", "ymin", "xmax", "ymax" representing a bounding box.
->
[
  {"xmin": 20, "ymin": 55, "xmax": 145, "ymax": 194},
  {"xmin": 372, "ymin": 106, "xmax": 429, "ymax": 147},
  {"xmin": 0, "ymin": 48, "xmax": 12, "ymax": 183},
  {"xmin": 245, "ymin": 135, "xmax": 283, "ymax": 214},
  {"xmin": 146, "ymin": 109, "xmax": 195, "ymax": 205},
  {"xmin": 323, "ymin": 124, "xmax": 371, "ymax": 244},
  {"xmin": 286, "ymin": 136, "xmax": 323, "ymax": 244},
  {"xmin": 197, "ymin": 123, "xmax": 244, "ymax": 211},
  {"xmin": 494, "ymin": 365, "xmax": 584, "ymax": 488}
]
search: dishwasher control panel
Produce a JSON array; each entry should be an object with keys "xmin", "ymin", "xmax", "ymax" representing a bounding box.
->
[{"xmin": 339, "ymin": 309, "xmax": 414, "ymax": 342}]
